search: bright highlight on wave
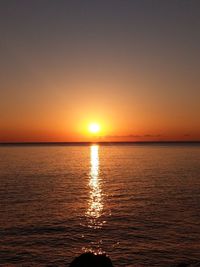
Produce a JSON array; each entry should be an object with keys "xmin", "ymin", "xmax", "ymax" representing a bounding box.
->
[{"xmin": 86, "ymin": 145, "xmax": 103, "ymax": 228}]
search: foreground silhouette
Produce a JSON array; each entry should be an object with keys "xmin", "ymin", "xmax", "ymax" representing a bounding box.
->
[
  {"xmin": 69, "ymin": 252, "xmax": 113, "ymax": 267},
  {"xmin": 69, "ymin": 253, "xmax": 200, "ymax": 267}
]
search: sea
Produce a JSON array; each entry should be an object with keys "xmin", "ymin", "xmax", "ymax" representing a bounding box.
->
[{"xmin": 0, "ymin": 143, "xmax": 200, "ymax": 266}]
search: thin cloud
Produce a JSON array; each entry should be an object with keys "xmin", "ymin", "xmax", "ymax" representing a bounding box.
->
[{"xmin": 105, "ymin": 134, "xmax": 162, "ymax": 139}]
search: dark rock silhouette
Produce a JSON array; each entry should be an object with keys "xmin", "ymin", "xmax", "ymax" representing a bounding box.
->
[
  {"xmin": 69, "ymin": 254, "xmax": 200, "ymax": 267},
  {"xmin": 69, "ymin": 252, "xmax": 113, "ymax": 267}
]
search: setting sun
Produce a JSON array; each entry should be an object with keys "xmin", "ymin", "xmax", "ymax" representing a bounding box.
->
[{"xmin": 88, "ymin": 123, "xmax": 100, "ymax": 134}]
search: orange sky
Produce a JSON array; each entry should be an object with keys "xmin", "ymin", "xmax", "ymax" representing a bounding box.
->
[{"xmin": 0, "ymin": 1, "xmax": 200, "ymax": 142}]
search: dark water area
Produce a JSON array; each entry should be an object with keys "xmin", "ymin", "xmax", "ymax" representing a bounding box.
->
[{"xmin": 0, "ymin": 144, "xmax": 200, "ymax": 266}]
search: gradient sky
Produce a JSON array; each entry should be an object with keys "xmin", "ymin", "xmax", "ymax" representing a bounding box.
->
[{"xmin": 0, "ymin": 0, "xmax": 200, "ymax": 142}]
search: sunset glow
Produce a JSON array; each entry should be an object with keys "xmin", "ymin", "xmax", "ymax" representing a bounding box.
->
[
  {"xmin": 1, "ymin": 2, "xmax": 200, "ymax": 266},
  {"xmin": 0, "ymin": 1, "xmax": 199, "ymax": 143},
  {"xmin": 88, "ymin": 123, "xmax": 101, "ymax": 134}
]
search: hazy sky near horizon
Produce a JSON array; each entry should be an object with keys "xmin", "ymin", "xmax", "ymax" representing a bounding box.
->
[{"xmin": 0, "ymin": 0, "xmax": 200, "ymax": 142}]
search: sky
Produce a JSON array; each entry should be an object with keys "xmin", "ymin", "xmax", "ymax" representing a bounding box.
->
[{"xmin": 0, "ymin": 0, "xmax": 200, "ymax": 142}]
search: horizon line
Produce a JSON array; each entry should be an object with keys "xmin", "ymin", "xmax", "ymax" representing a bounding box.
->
[{"xmin": 0, "ymin": 141, "xmax": 200, "ymax": 146}]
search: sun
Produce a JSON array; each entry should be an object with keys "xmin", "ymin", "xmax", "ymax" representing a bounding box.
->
[{"xmin": 88, "ymin": 123, "xmax": 100, "ymax": 134}]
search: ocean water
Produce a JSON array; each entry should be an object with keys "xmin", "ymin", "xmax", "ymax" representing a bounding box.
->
[{"xmin": 0, "ymin": 144, "xmax": 200, "ymax": 266}]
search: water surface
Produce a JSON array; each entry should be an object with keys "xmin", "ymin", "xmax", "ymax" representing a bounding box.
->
[{"xmin": 0, "ymin": 144, "xmax": 200, "ymax": 266}]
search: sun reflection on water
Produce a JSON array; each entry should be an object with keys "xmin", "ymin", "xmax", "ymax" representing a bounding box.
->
[{"xmin": 86, "ymin": 145, "xmax": 103, "ymax": 228}]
